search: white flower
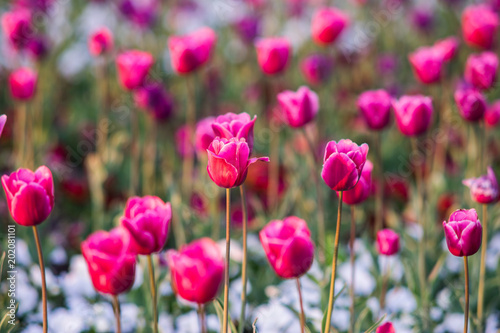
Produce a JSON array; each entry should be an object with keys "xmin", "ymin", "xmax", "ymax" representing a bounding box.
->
[
  {"xmin": 385, "ymin": 287, "xmax": 416, "ymax": 314},
  {"xmin": 50, "ymin": 308, "xmax": 88, "ymax": 333},
  {"xmin": 435, "ymin": 313, "xmax": 468, "ymax": 333},
  {"xmin": 61, "ymin": 256, "xmax": 95, "ymax": 298},
  {"xmin": 338, "ymin": 261, "xmax": 376, "ymax": 296}
]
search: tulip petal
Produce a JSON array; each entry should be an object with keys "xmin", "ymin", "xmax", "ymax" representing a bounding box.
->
[
  {"xmin": 321, "ymin": 152, "xmax": 359, "ymax": 191},
  {"xmin": 207, "ymin": 150, "xmax": 239, "ymax": 188},
  {"xmin": 0, "ymin": 115, "xmax": 6, "ymax": 138},
  {"xmin": 10, "ymin": 182, "xmax": 51, "ymax": 226}
]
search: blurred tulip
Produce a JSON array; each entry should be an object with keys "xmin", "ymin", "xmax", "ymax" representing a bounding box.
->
[
  {"xmin": 443, "ymin": 209, "xmax": 482, "ymax": 257},
  {"xmin": 454, "ymin": 87, "xmax": 486, "ymax": 122},
  {"xmin": 207, "ymin": 137, "xmax": 269, "ymax": 188},
  {"xmin": 411, "ymin": 8, "xmax": 434, "ymax": 33},
  {"xmin": 463, "ymin": 167, "xmax": 499, "ymax": 204},
  {"xmin": 342, "ymin": 160, "xmax": 373, "ymax": 205},
  {"xmin": 234, "ymin": 15, "xmax": 260, "ymax": 43},
  {"xmin": 376, "ymin": 322, "xmax": 396, "ymax": 333},
  {"xmin": 0, "ymin": 115, "xmax": 6, "ymax": 139},
  {"xmin": 321, "ymin": 139, "xmax": 369, "ymax": 191},
  {"xmin": 26, "ymin": 36, "xmax": 49, "ymax": 61},
  {"xmin": 311, "ymin": 7, "xmax": 349, "ymax": 46},
  {"xmin": 211, "ymin": 112, "xmax": 256, "ymax": 152},
  {"xmin": 133, "ymin": 83, "xmax": 174, "ymax": 121},
  {"xmin": 377, "ymin": 54, "xmax": 398, "ymax": 76},
  {"xmin": 255, "ymin": 37, "xmax": 291, "ymax": 75},
  {"xmin": 245, "ymin": 162, "xmax": 287, "ymax": 208},
  {"xmin": 277, "ymin": 86, "xmax": 319, "ymax": 128},
  {"xmin": 376, "ymin": 229, "xmax": 400, "ymax": 256},
  {"xmin": 357, "ymin": 89, "xmax": 392, "ymax": 130},
  {"xmin": 392, "ymin": 95, "xmax": 433, "ymax": 136},
  {"xmin": 120, "ymin": 196, "xmax": 172, "ymax": 255},
  {"xmin": 300, "ymin": 54, "xmax": 333, "ymax": 85},
  {"xmin": 433, "ymin": 36, "xmax": 460, "ymax": 62},
  {"xmin": 1, "ymin": 9, "xmax": 32, "ymax": 50},
  {"xmin": 409, "ymin": 47, "xmax": 444, "ymax": 84},
  {"xmin": 81, "ymin": 227, "xmax": 136, "ymax": 295},
  {"xmin": 465, "ymin": 52, "xmax": 498, "ymax": 90},
  {"xmin": 175, "ymin": 125, "xmax": 194, "ymax": 159},
  {"xmin": 260, "ymin": 216, "xmax": 314, "ymax": 279},
  {"xmin": 166, "ymin": 238, "xmax": 224, "ymax": 304},
  {"xmin": 1, "ymin": 166, "xmax": 54, "ymax": 226},
  {"xmin": 462, "ymin": 5, "xmax": 499, "ymax": 49},
  {"xmin": 88, "ymin": 27, "xmax": 114, "ymax": 57},
  {"xmin": 486, "ymin": 100, "xmax": 500, "ymax": 127},
  {"xmin": 13, "ymin": 0, "xmax": 55, "ymax": 12},
  {"xmin": 116, "ymin": 50, "xmax": 154, "ymax": 90},
  {"xmin": 9, "ymin": 67, "xmax": 37, "ymax": 101},
  {"xmin": 168, "ymin": 27, "xmax": 217, "ymax": 74},
  {"xmin": 384, "ymin": 175, "xmax": 410, "ymax": 204},
  {"xmin": 195, "ymin": 116, "xmax": 216, "ymax": 155},
  {"xmin": 119, "ymin": 0, "xmax": 158, "ymax": 27}
]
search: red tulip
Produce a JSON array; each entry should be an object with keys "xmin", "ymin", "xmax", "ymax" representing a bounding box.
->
[
  {"xmin": 454, "ymin": 87, "xmax": 486, "ymax": 122},
  {"xmin": 1, "ymin": 166, "xmax": 54, "ymax": 227},
  {"xmin": 9, "ymin": 68, "xmax": 37, "ymax": 101},
  {"xmin": 1, "ymin": 9, "xmax": 32, "ymax": 50},
  {"xmin": 463, "ymin": 167, "xmax": 499, "ymax": 204},
  {"xmin": 166, "ymin": 238, "xmax": 224, "ymax": 304},
  {"xmin": 465, "ymin": 52, "xmax": 498, "ymax": 90},
  {"xmin": 376, "ymin": 322, "xmax": 396, "ymax": 333},
  {"xmin": 195, "ymin": 116, "xmax": 216, "ymax": 155},
  {"xmin": 260, "ymin": 216, "xmax": 314, "ymax": 279},
  {"xmin": 133, "ymin": 82, "xmax": 174, "ymax": 121},
  {"xmin": 433, "ymin": 36, "xmax": 460, "ymax": 62},
  {"xmin": 376, "ymin": 229, "xmax": 400, "ymax": 256},
  {"xmin": 409, "ymin": 46, "xmax": 444, "ymax": 84},
  {"xmin": 88, "ymin": 27, "xmax": 114, "ymax": 57},
  {"xmin": 392, "ymin": 95, "xmax": 433, "ymax": 136},
  {"xmin": 342, "ymin": 160, "xmax": 373, "ymax": 205},
  {"xmin": 311, "ymin": 7, "xmax": 349, "ymax": 46},
  {"xmin": 462, "ymin": 5, "xmax": 499, "ymax": 49},
  {"xmin": 168, "ymin": 27, "xmax": 217, "ymax": 74},
  {"xmin": 277, "ymin": 86, "xmax": 319, "ymax": 128},
  {"xmin": 486, "ymin": 100, "xmax": 500, "ymax": 127},
  {"xmin": 0, "ymin": 115, "xmax": 6, "ymax": 138},
  {"xmin": 357, "ymin": 89, "xmax": 392, "ymax": 131},
  {"xmin": 120, "ymin": 196, "xmax": 172, "ymax": 255},
  {"xmin": 300, "ymin": 54, "xmax": 333, "ymax": 85},
  {"xmin": 81, "ymin": 227, "xmax": 136, "ymax": 295},
  {"xmin": 211, "ymin": 112, "xmax": 256, "ymax": 152},
  {"xmin": 207, "ymin": 137, "xmax": 269, "ymax": 188},
  {"xmin": 116, "ymin": 50, "xmax": 154, "ymax": 90},
  {"xmin": 255, "ymin": 37, "xmax": 291, "ymax": 75},
  {"xmin": 443, "ymin": 209, "xmax": 482, "ymax": 257}
]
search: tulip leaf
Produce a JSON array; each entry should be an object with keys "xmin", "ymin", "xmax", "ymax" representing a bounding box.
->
[
  {"xmin": 364, "ymin": 314, "xmax": 386, "ymax": 333},
  {"xmin": 213, "ymin": 298, "xmax": 238, "ymax": 333}
]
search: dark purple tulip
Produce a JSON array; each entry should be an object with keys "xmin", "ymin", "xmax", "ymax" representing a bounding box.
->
[{"xmin": 454, "ymin": 87, "xmax": 486, "ymax": 122}]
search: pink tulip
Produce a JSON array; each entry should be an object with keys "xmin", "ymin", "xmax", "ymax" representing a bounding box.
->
[
  {"xmin": 133, "ymin": 83, "xmax": 174, "ymax": 121},
  {"xmin": 0, "ymin": 115, "xmax": 6, "ymax": 138},
  {"xmin": 166, "ymin": 237, "xmax": 224, "ymax": 304},
  {"xmin": 81, "ymin": 227, "xmax": 136, "ymax": 295},
  {"xmin": 168, "ymin": 27, "xmax": 217, "ymax": 75},
  {"xmin": 465, "ymin": 52, "xmax": 498, "ymax": 90},
  {"xmin": 376, "ymin": 229, "xmax": 400, "ymax": 256},
  {"xmin": 175, "ymin": 125, "xmax": 194, "ymax": 159},
  {"xmin": 88, "ymin": 27, "xmax": 114, "ymax": 57},
  {"xmin": 207, "ymin": 137, "xmax": 269, "ymax": 188},
  {"xmin": 443, "ymin": 209, "xmax": 482, "ymax": 257},
  {"xmin": 342, "ymin": 160, "xmax": 373, "ymax": 205},
  {"xmin": 409, "ymin": 46, "xmax": 444, "ymax": 84},
  {"xmin": 311, "ymin": 7, "xmax": 349, "ymax": 46},
  {"xmin": 462, "ymin": 5, "xmax": 499, "ymax": 49},
  {"xmin": 1, "ymin": 166, "xmax": 54, "ymax": 226},
  {"xmin": 116, "ymin": 50, "xmax": 154, "ymax": 90},
  {"xmin": 433, "ymin": 36, "xmax": 460, "ymax": 62},
  {"xmin": 357, "ymin": 89, "xmax": 392, "ymax": 131},
  {"xmin": 486, "ymin": 100, "xmax": 500, "ymax": 127},
  {"xmin": 255, "ymin": 37, "xmax": 291, "ymax": 75},
  {"xmin": 9, "ymin": 68, "xmax": 37, "ymax": 101},
  {"xmin": 195, "ymin": 116, "xmax": 216, "ymax": 155},
  {"xmin": 277, "ymin": 86, "xmax": 319, "ymax": 128},
  {"xmin": 392, "ymin": 95, "xmax": 433, "ymax": 136},
  {"xmin": 211, "ymin": 112, "xmax": 257, "ymax": 152},
  {"xmin": 321, "ymin": 139, "xmax": 369, "ymax": 191},
  {"xmin": 1, "ymin": 9, "xmax": 32, "ymax": 50},
  {"xmin": 120, "ymin": 196, "xmax": 172, "ymax": 255},
  {"xmin": 260, "ymin": 216, "xmax": 314, "ymax": 279},
  {"xmin": 463, "ymin": 167, "xmax": 499, "ymax": 204},
  {"xmin": 300, "ymin": 54, "xmax": 333, "ymax": 85},
  {"xmin": 376, "ymin": 322, "xmax": 396, "ymax": 333},
  {"xmin": 454, "ymin": 87, "xmax": 486, "ymax": 122}
]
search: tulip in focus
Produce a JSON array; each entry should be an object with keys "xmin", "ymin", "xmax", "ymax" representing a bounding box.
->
[
  {"xmin": 376, "ymin": 322, "xmax": 396, "ymax": 333},
  {"xmin": 168, "ymin": 27, "xmax": 217, "ymax": 74},
  {"xmin": 277, "ymin": 86, "xmax": 319, "ymax": 128},
  {"xmin": 88, "ymin": 27, "xmax": 114, "ymax": 57},
  {"xmin": 486, "ymin": 101, "xmax": 500, "ymax": 127},
  {"xmin": 133, "ymin": 83, "xmax": 174, "ymax": 121},
  {"xmin": 443, "ymin": 209, "xmax": 482, "ymax": 257},
  {"xmin": 211, "ymin": 112, "xmax": 256, "ymax": 152},
  {"xmin": 255, "ymin": 37, "xmax": 291, "ymax": 75},
  {"xmin": 342, "ymin": 160, "xmax": 373, "ymax": 205},
  {"xmin": 454, "ymin": 87, "xmax": 486, "ymax": 122},
  {"xmin": 409, "ymin": 46, "xmax": 444, "ymax": 84},
  {"xmin": 9, "ymin": 68, "xmax": 37, "ymax": 101},
  {"xmin": 2, "ymin": 166, "xmax": 54, "ymax": 226},
  {"xmin": 300, "ymin": 54, "xmax": 333, "ymax": 85},
  {"xmin": 463, "ymin": 167, "xmax": 499, "ymax": 204},
  {"xmin": 392, "ymin": 95, "xmax": 433, "ymax": 136},
  {"xmin": 433, "ymin": 36, "xmax": 460, "ymax": 62},
  {"xmin": 311, "ymin": 7, "xmax": 349, "ymax": 46},
  {"xmin": 357, "ymin": 89, "xmax": 392, "ymax": 130},
  {"xmin": 376, "ymin": 229, "xmax": 400, "ymax": 256},
  {"xmin": 166, "ymin": 238, "xmax": 224, "ymax": 304},
  {"xmin": 81, "ymin": 227, "xmax": 136, "ymax": 295},
  {"xmin": 1, "ymin": 9, "xmax": 32, "ymax": 50},
  {"xmin": 321, "ymin": 139, "xmax": 369, "ymax": 191},
  {"xmin": 465, "ymin": 52, "xmax": 498, "ymax": 90},
  {"xmin": 462, "ymin": 5, "xmax": 499, "ymax": 49},
  {"xmin": 260, "ymin": 216, "xmax": 314, "ymax": 279},
  {"xmin": 116, "ymin": 50, "xmax": 154, "ymax": 90},
  {"xmin": 0, "ymin": 115, "xmax": 6, "ymax": 138}
]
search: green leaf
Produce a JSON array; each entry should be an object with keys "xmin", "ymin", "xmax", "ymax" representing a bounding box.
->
[
  {"xmin": 213, "ymin": 299, "xmax": 238, "ymax": 333},
  {"xmin": 364, "ymin": 314, "xmax": 386, "ymax": 333}
]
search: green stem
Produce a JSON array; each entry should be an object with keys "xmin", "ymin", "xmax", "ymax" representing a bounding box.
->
[
  {"xmin": 464, "ymin": 256, "xmax": 469, "ymax": 333},
  {"xmin": 130, "ymin": 107, "xmax": 140, "ymax": 195},
  {"xmin": 147, "ymin": 255, "xmax": 158, "ymax": 333},
  {"xmin": 477, "ymin": 204, "xmax": 487, "ymax": 329},
  {"xmin": 199, "ymin": 304, "xmax": 207, "ymax": 333},
  {"xmin": 222, "ymin": 188, "xmax": 231, "ymax": 333},
  {"xmin": 112, "ymin": 295, "xmax": 121, "ymax": 333},
  {"xmin": 297, "ymin": 278, "xmax": 306, "ymax": 333},
  {"xmin": 374, "ymin": 131, "xmax": 383, "ymax": 234},
  {"xmin": 182, "ymin": 77, "xmax": 196, "ymax": 198},
  {"xmin": 238, "ymin": 186, "xmax": 248, "ymax": 333},
  {"xmin": 349, "ymin": 205, "xmax": 355, "ymax": 333},
  {"xmin": 33, "ymin": 226, "xmax": 48, "ymax": 333}
]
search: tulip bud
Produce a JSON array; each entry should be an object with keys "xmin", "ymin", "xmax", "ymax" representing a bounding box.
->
[
  {"xmin": 260, "ymin": 216, "xmax": 315, "ymax": 279},
  {"xmin": 1, "ymin": 166, "xmax": 54, "ymax": 227},
  {"xmin": 116, "ymin": 50, "xmax": 154, "ymax": 90},
  {"xmin": 311, "ymin": 7, "xmax": 349, "ymax": 46},
  {"xmin": 211, "ymin": 112, "xmax": 256, "ymax": 152},
  {"xmin": 376, "ymin": 229, "xmax": 400, "ymax": 256},
  {"xmin": 433, "ymin": 36, "xmax": 460, "ymax": 62},
  {"xmin": 81, "ymin": 227, "xmax": 136, "ymax": 295},
  {"xmin": 486, "ymin": 100, "xmax": 500, "ymax": 127},
  {"xmin": 277, "ymin": 86, "xmax": 319, "ymax": 128},
  {"xmin": 133, "ymin": 83, "xmax": 174, "ymax": 121},
  {"xmin": 443, "ymin": 209, "xmax": 482, "ymax": 257},
  {"xmin": 454, "ymin": 87, "xmax": 486, "ymax": 122},
  {"xmin": 376, "ymin": 322, "xmax": 396, "ymax": 333},
  {"xmin": 392, "ymin": 95, "xmax": 433, "ymax": 136},
  {"xmin": 1, "ymin": 9, "xmax": 32, "ymax": 50},
  {"xmin": 300, "ymin": 54, "xmax": 333, "ymax": 85},
  {"xmin": 342, "ymin": 160, "xmax": 373, "ymax": 205},
  {"xmin": 462, "ymin": 5, "xmax": 499, "ymax": 50},
  {"xmin": 255, "ymin": 37, "xmax": 291, "ymax": 75},
  {"xmin": 321, "ymin": 139, "xmax": 369, "ymax": 191},
  {"xmin": 9, "ymin": 68, "xmax": 37, "ymax": 101},
  {"xmin": 88, "ymin": 27, "xmax": 114, "ymax": 57},
  {"xmin": 463, "ymin": 167, "xmax": 499, "ymax": 204},
  {"xmin": 357, "ymin": 89, "xmax": 392, "ymax": 131},
  {"xmin": 166, "ymin": 238, "xmax": 224, "ymax": 304},
  {"xmin": 409, "ymin": 46, "xmax": 444, "ymax": 84},
  {"xmin": 0, "ymin": 115, "xmax": 6, "ymax": 139},
  {"xmin": 465, "ymin": 52, "xmax": 498, "ymax": 90}
]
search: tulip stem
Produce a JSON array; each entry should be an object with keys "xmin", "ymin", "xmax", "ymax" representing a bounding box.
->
[
  {"xmin": 96, "ymin": 56, "xmax": 110, "ymax": 163},
  {"xmin": 130, "ymin": 107, "xmax": 140, "ymax": 195},
  {"xmin": 112, "ymin": 295, "xmax": 122, "ymax": 333},
  {"xmin": 323, "ymin": 191, "xmax": 344, "ymax": 333},
  {"xmin": 222, "ymin": 188, "xmax": 231, "ymax": 333},
  {"xmin": 477, "ymin": 204, "xmax": 487, "ymax": 329},
  {"xmin": 464, "ymin": 256, "xmax": 469, "ymax": 333},
  {"xmin": 374, "ymin": 131, "xmax": 383, "ymax": 234},
  {"xmin": 239, "ymin": 185, "xmax": 248, "ymax": 333},
  {"xmin": 296, "ymin": 278, "xmax": 306, "ymax": 333},
  {"xmin": 379, "ymin": 257, "xmax": 390, "ymax": 313},
  {"xmin": 147, "ymin": 255, "xmax": 158, "ymax": 333},
  {"xmin": 198, "ymin": 304, "xmax": 207, "ymax": 333},
  {"xmin": 349, "ymin": 205, "xmax": 355, "ymax": 333},
  {"xmin": 182, "ymin": 77, "xmax": 196, "ymax": 198},
  {"xmin": 32, "ymin": 226, "xmax": 48, "ymax": 333}
]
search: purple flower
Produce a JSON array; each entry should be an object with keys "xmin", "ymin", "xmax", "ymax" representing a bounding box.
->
[
  {"xmin": 463, "ymin": 167, "xmax": 499, "ymax": 204},
  {"xmin": 443, "ymin": 209, "xmax": 482, "ymax": 257},
  {"xmin": 392, "ymin": 95, "xmax": 433, "ymax": 136},
  {"xmin": 277, "ymin": 86, "xmax": 319, "ymax": 128}
]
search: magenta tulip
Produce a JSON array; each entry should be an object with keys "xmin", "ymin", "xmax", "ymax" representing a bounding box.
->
[
  {"xmin": 195, "ymin": 116, "xmax": 216, "ymax": 155},
  {"xmin": 454, "ymin": 87, "xmax": 486, "ymax": 122},
  {"xmin": 1, "ymin": 166, "xmax": 54, "ymax": 227},
  {"xmin": 311, "ymin": 7, "xmax": 349, "ymax": 46},
  {"xmin": 207, "ymin": 137, "xmax": 269, "ymax": 188},
  {"xmin": 88, "ymin": 27, "xmax": 114, "ymax": 57},
  {"xmin": 342, "ymin": 160, "xmax": 373, "ymax": 205},
  {"xmin": 133, "ymin": 82, "xmax": 174, "ymax": 121},
  {"xmin": 27, "ymin": 36, "xmax": 49, "ymax": 61},
  {"xmin": 300, "ymin": 54, "xmax": 333, "ymax": 85},
  {"xmin": 211, "ymin": 112, "xmax": 256, "ymax": 152},
  {"xmin": 277, "ymin": 86, "xmax": 319, "ymax": 128},
  {"xmin": 116, "ymin": 50, "xmax": 154, "ymax": 90},
  {"xmin": 321, "ymin": 139, "xmax": 369, "ymax": 191},
  {"xmin": 376, "ymin": 322, "xmax": 396, "ymax": 333},
  {"xmin": 463, "ymin": 167, "xmax": 499, "ymax": 204},
  {"xmin": 392, "ymin": 95, "xmax": 433, "ymax": 136},
  {"xmin": 357, "ymin": 89, "xmax": 392, "ymax": 130},
  {"xmin": 168, "ymin": 27, "xmax": 217, "ymax": 75},
  {"xmin": 486, "ymin": 101, "xmax": 500, "ymax": 127},
  {"xmin": 433, "ymin": 36, "xmax": 460, "ymax": 62},
  {"xmin": 119, "ymin": 0, "xmax": 158, "ymax": 28},
  {"xmin": 81, "ymin": 227, "xmax": 136, "ymax": 295},
  {"xmin": 166, "ymin": 237, "xmax": 224, "ymax": 304},
  {"xmin": 409, "ymin": 46, "xmax": 444, "ymax": 84},
  {"xmin": 260, "ymin": 216, "xmax": 314, "ymax": 279},
  {"xmin": 1, "ymin": 9, "xmax": 32, "ymax": 50},
  {"xmin": 462, "ymin": 5, "xmax": 499, "ymax": 50},
  {"xmin": 443, "ymin": 209, "xmax": 482, "ymax": 257},
  {"xmin": 120, "ymin": 196, "xmax": 172, "ymax": 255},
  {"xmin": 0, "ymin": 115, "xmax": 6, "ymax": 138},
  {"xmin": 376, "ymin": 229, "xmax": 400, "ymax": 256},
  {"xmin": 9, "ymin": 68, "xmax": 37, "ymax": 101},
  {"xmin": 465, "ymin": 52, "xmax": 498, "ymax": 90},
  {"xmin": 255, "ymin": 37, "xmax": 291, "ymax": 75}
]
